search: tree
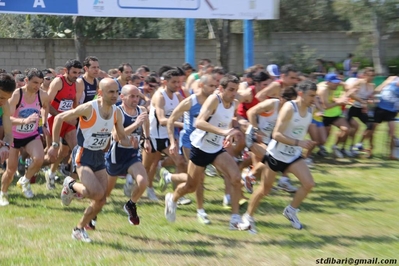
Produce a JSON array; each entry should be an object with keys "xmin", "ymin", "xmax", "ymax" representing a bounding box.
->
[{"xmin": 333, "ymin": 0, "xmax": 399, "ymax": 74}]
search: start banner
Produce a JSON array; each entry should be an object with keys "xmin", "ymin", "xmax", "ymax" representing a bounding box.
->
[{"xmin": 0, "ymin": 0, "xmax": 279, "ymax": 20}]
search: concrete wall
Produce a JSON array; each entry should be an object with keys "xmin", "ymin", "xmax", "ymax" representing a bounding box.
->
[{"xmin": 1, "ymin": 31, "xmax": 398, "ymax": 74}]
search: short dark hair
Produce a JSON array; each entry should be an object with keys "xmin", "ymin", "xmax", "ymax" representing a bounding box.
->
[
  {"xmin": 220, "ymin": 74, "xmax": 239, "ymax": 89},
  {"xmin": 0, "ymin": 69, "xmax": 6, "ymax": 74},
  {"xmin": 198, "ymin": 59, "xmax": 211, "ymax": 66},
  {"xmin": 131, "ymin": 74, "xmax": 141, "ymax": 82},
  {"xmin": 83, "ymin": 56, "xmax": 99, "ymax": 68},
  {"xmin": 65, "ymin": 59, "xmax": 83, "ymax": 71},
  {"xmin": 139, "ymin": 65, "xmax": 150, "ymax": 72},
  {"xmin": 11, "ymin": 69, "xmax": 22, "ymax": 76},
  {"xmin": 280, "ymin": 64, "xmax": 298, "ymax": 76},
  {"xmin": 281, "ymin": 86, "xmax": 298, "ymax": 101},
  {"xmin": 118, "ymin": 63, "xmax": 133, "ymax": 73},
  {"xmin": 182, "ymin": 63, "xmax": 194, "ymax": 71},
  {"xmin": 144, "ymin": 76, "xmax": 158, "ymax": 84},
  {"xmin": 174, "ymin": 67, "xmax": 185, "ymax": 76},
  {"xmin": 15, "ymin": 74, "xmax": 25, "ymax": 82},
  {"xmin": 212, "ymin": 66, "xmax": 225, "ymax": 76},
  {"xmin": 42, "ymin": 69, "xmax": 52, "ymax": 75},
  {"xmin": 149, "ymin": 71, "xmax": 159, "ymax": 78},
  {"xmin": 253, "ymin": 71, "xmax": 270, "ymax": 83},
  {"xmin": 26, "ymin": 68, "xmax": 44, "ymax": 81},
  {"xmin": 297, "ymin": 80, "xmax": 317, "ymax": 93},
  {"xmin": 158, "ymin": 65, "xmax": 174, "ymax": 77},
  {"xmin": 0, "ymin": 73, "xmax": 16, "ymax": 93},
  {"xmin": 163, "ymin": 69, "xmax": 181, "ymax": 81}
]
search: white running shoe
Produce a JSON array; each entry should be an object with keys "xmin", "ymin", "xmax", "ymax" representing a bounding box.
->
[
  {"xmin": 242, "ymin": 213, "xmax": 257, "ymax": 234},
  {"xmin": 332, "ymin": 145, "xmax": 344, "ymax": 158},
  {"xmin": 177, "ymin": 196, "xmax": 192, "ymax": 205},
  {"xmin": 354, "ymin": 142, "xmax": 364, "ymax": 151},
  {"xmin": 197, "ymin": 211, "xmax": 211, "ymax": 225},
  {"xmin": 123, "ymin": 174, "xmax": 134, "ymax": 198},
  {"xmin": 158, "ymin": 167, "xmax": 170, "ymax": 192},
  {"xmin": 0, "ymin": 192, "xmax": 9, "ymax": 206},
  {"xmin": 283, "ymin": 205, "xmax": 303, "ymax": 230},
  {"xmin": 61, "ymin": 176, "xmax": 75, "ymax": 206},
  {"xmin": 147, "ymin": 187, "xmax": 159, "ymax": 201},
  {"xmin": 164, "ymin": 193, "xmax": 177, "ymax": 222},
  {"xmin": 72, "ymin": 228, "xmax": 92, "ymax": 243},
  {"xmin": 222, "ymin": 194, "xmax": 231, "ymax": 209},
  {"xmin": 304, "ymin": 158, "xmax": 314, "ymax": 168},
  {"xmin": 277, "ymin": 177, "xmax": 297, "ymax": 193},
  {"xmin": 229, "ymin": 214, "xmax": 249, "ymax": 230},
  {"xmin": 205, "ymin": 164, "xmax": 218, "ymax": 177},
  {"xmin": 17, "ymin": 177, "xmax": 34, "ymax": 199},
  {"xmin": 45, "ymin": 169, "xmax": 56, "ymax": 190}
]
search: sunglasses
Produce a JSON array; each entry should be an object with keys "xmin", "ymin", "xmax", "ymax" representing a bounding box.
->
[
  {"xmin": 149, "ymin": 84, "xmax": 158, "ymax": 88},
  {"xmin": 44, "ymin": 77, "xmax": 54, "ymax": 81}
]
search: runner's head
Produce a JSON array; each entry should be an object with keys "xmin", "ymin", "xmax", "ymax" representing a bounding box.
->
[
  {"xmin": 26, "ymin": 68, "xmax": 44, "ymax": 92},
  {"xmin": 0, "ymin": 73, "xmax": 15, "ymax": 107},
  {"xmin": 219, "ymin": 74, "xmax": 239, "ymax": 103},
  {"xmin": 163, "ymin": 69, "xmax": 181, "ymax": 93},
  {"xmin": 143, "ymin": 76, "xmax": 159, "ymax": 93},
  {"xmin": 65, "ymin": 59, "xmax": 83, "ymax": 83},
  {"xmin": 118, "ymin": 63, "xmax": 133, "ymax": 83},
  {"xmin": 280, "ymin": 64, "xmax": 299, "ymax": 86},
  {"xmin": 211, "ymin": 67, "xmax": 225, "ymax": 88},
  {"xmin": 297, "ymin": 80, "xmax": 317, "ymax": 107},
  {"xmin": 83, "ymin": 56, "xmax": 100, "ymax": 79},
  {"xmin": 199, "ymin": 74, "xmax": 218, "ymax": 97},
  {"xmin": 280, "ymin": 86, "xmax": 297, "ymax": 104},
  {"xmin": 325, "ymin": 73, "xmax": 341, "ymax": 90},
  {"xmin": 363, "ymin": 67, "xmax": 375, "ymax": 83},
  {"xmin": 99, "ymin": 78, "xmax": 119, "ymax": 106},
  {"xmin": 121, "ymin": 84, "xmax": 141, "ymax": 109},
  {"xmin": 253, "ymin": 71, "xmax": 271, "ymax": 91}
]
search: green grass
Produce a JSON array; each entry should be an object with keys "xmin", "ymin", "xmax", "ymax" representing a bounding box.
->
[{"xmin": 0, "ymin": 123, "xmax": 399, "ymax": 265}]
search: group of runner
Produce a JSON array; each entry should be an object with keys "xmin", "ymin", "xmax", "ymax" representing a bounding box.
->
[{"xmin": 0, "ymin": 56, "xmax": 398, "ymax": 242}]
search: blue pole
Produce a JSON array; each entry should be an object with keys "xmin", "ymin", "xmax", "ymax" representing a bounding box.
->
[
  {"xmin": 185, "ymin": 18, "xmax": 195, "ymax": 67},
  {"xmin": 243, "ymin": 20, "xmax": 254, "ymax": 70}
]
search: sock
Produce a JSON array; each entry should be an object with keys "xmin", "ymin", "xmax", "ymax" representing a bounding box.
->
[
  {"xmin": 127, "ymin": 199, "xmax": 136, "ymax": 207},
  {"xmin": 197, "ymin": 209, "xmax": 205, "ymax": 214},
  {"xmin": 68, "ymin": 180, "xmax": 77, "ymax": 193},
  {"xmin": 165, "ymin": 173, "xmax": 172, "ymax": 183},
  {"xmin": 48, "ymin": 170, "xmax": 56, "ymax": 178},
  {"xmin": 19, "ymin": 157, "xmax": 25, "ymax": 165},
  {"xmin": 224, "ymin": 194, "xmax": 230, "ymax": 202},
  {"xmin": 20, "ymin": 176, "xmax": 29, "ymax": 183}
]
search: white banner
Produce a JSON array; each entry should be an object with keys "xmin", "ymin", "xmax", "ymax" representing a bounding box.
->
[{"xmin": 0, "ymin": 0, "xmax": 279, "ymax": 20}]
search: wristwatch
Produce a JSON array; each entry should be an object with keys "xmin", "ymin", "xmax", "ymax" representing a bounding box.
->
[
  {"xmin": 3, "ymin": 142, "xmax": 10, "ymax": 150},
  {"xmin": 52, "ymin": 142, "xmax": 60, "ymax": 148}
]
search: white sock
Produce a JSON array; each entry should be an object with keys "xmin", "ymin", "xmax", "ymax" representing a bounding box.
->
[
  {"xmin": 20, "ymin": 176, "xmax": 29, "ymax": 183},
  {"xmin": 165, "ymin": 173, "xmax": 172, "ymax": 183},
  {"xmin": 224, "ymin": 194, "xmax": 230, "ymax": 201},
  {"xmin": 197, "ymin": 209, "xmax": 205, "ymax": 214},
  {"xmin": 279, "ymin": 176, "xmax": 289, "ymax": 183}
]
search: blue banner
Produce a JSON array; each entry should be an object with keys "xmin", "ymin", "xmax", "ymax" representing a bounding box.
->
[{"xmin": 0, "ymin": 0, "xmax": 78, "ymax": 14}]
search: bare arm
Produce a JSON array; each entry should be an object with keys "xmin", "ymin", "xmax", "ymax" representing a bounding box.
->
[
  {"xmin": 167, "ymin": 96, "xmax": 192, "ymax": 146},
  {"xmin": 347, "ymin": 79, "xmax": 366, "ymax": 103},
  {"xmin": 47, "ymin": 77, "xmax": 63, "ymax": 116},
  {"xmin": 195, "ymin": 94, "xmax": 232, "ymax": 136},
  {"xmin": 256, "ymin": 82, "xmax": 280, "ymax": 101},
  {"xmin": 318, "ymin": 87, "xmax": 341, "ymax": 110},
  {"xmin": 1, "ymin": 101, "xmax": 13, "ymax": 145},
  {"xmin": 375, "ymin": 76, "xmax": 396, "ymax": 93},
  {"xmin": 247, "ymin": 99, "xmax": 276, "ymax": 128},
  {"xmin": 272, "ymin": 103, "xmax": 296, "ymax": 145},
  {"xmin": 75, "ymin": 78, "xmax": 85, "ymax": 107},
  {"xmin": 114, "ymin": 108, "xmax": 132, "ymax": 147},
  {"xmin": 153, "ymin": 92, "xmax": 169, "ymax": 126},
  {"xmin": 8, "ymin": 88, "xmax": 26, "ymax": 125},
  {"xmin": 52, "ymin": 102, "xmax": 92, "ymax": 144},
  {"xmin": 236, "ymin": 87, "xmax": 253, "ymax": 103}
]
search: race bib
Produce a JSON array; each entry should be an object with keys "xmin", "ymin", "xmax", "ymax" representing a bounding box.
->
[
  {"xmin": 280, "ymin": 144, "xmax": 297, "ymax": 157},
  {"xmin": 87, "ymin": 132, "xmax": 111, "ymax": 150},
  {"xmin": 58, "ymin": 99, "xmax": 74, "ymax": 112},
  {"xmin": 16, "ymin": 123, "xmax": 36, "ymax": 133}
]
